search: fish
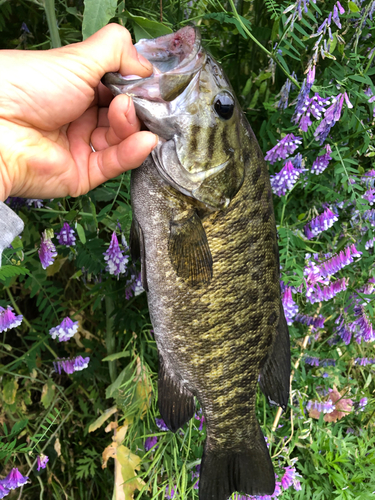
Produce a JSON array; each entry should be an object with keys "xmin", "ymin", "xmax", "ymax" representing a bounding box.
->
[{"xmin": 103, "ymin": 26, "xmax": 290, "ymax": 500}]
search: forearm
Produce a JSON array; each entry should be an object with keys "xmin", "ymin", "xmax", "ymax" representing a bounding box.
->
[{"xmin": 0, "ymin": 201, "xmax": 24, "ymax": 266}]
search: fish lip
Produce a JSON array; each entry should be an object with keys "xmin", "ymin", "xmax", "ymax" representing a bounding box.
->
[{"xmin": 102, "ymin": 26, "xmax": 203, "ymax": 96}]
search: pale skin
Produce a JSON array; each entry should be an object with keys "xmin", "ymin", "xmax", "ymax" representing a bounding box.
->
[{"xmin": 0, "ymin": 24, "xmax": 158, "ymax": 202}]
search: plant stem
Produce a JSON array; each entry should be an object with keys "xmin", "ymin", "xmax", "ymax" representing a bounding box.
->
[
  {"xmin": 6, "ymin": 287, "xmax": 32, "ymax": 329},
  {"xmin": 43, "ymin": 0, "xmax": 61, "ymax": 48},
  {"xmin": 105, "ymin": 295, "xmax": 117, "ymax": 383},
  {"xmin": 228, "ymin": 0, "xmax": 300, "ymax": 89}
]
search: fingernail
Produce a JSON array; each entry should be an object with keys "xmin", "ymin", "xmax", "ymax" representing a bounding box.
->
[
  {"xmin": 152, "ymin": 134, "xmax": 159, "ymax": 150},
  {"xmin": 137, "ymin": 52, "xmax": 153, "ymax": 72}
]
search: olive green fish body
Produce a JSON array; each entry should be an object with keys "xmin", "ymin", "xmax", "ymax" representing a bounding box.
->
[{"xmin": 103, "ymin": 26, "xmax": 290, "ymax": 500}]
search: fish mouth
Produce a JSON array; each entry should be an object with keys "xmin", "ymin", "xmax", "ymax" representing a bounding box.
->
[{"xmin": 102, "ymin": 26, "xmax": 204, "ymax": 102}]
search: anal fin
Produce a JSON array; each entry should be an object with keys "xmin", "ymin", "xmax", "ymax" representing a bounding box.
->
[
  {"xmin": 168, "ymin": 212, "xmax": 213, "ymax": 286},
  {"xmin": 158, "ymin": 355, "xmax": 195, "ymax": 433},
  {"xmin": 259, "ymin": 304, "xmax": 290, "ymax": 410},
  {"xmin": 129, "ymin": 217, "xmax": 148, "ymax": 292}
]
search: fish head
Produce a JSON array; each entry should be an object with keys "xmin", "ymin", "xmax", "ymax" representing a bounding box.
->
[{"xmin": 102, "ymin": 26, "xmax": 245, "ymax": 210}]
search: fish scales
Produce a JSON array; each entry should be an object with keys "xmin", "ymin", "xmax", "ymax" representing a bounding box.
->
[{"xmin": 103, "ymin": 25, "xmax": 290, "ymax": 500}]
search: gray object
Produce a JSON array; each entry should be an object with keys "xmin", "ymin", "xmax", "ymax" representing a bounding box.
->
[{"xmin": 0, "ymin": 201, "xmax": 24, "ymax": 266}]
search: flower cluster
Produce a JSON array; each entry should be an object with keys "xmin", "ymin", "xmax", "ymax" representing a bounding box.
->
[
  {"xmin": 125, "ymin": 273, "xmax": 144, "ymax": 300},
  {"xmin": 57, "ymin": 223, "xmax": 76, "ymax": 246},
  {"xmin": 349, "ymin": 306, "xmax": 375, "ymax": 344},
  {"xmin": 311, "ymin": 144, "xmax": 332, "ymax": 175},
  {"xmin": 0, "ymin": 468, "xmax": 29, "ymax": 498},
  {"xmin": 103, "ymin": 232, "xmax": 129, "ymax": 276},
  {"xmin": 53, "ymin": 355, "xmax": 90, "ymax": 375},
  {"xmin": 294, "ymin": 313, "xmax": 325, "ymax": 329},
  {"xmin": 354, "ymin": 357, "xmax": 375, "ymax": 366},
  {"xmin": 270, "ymin": 160, "xmax": 301, "ymax": 197},
  {"xmin": 306, "ymin": 399, "xmax": 335, "ymax": 414},
  {"xmin": 307, "ymin": 277, "xmax": 348, "ymax": 304},
  {"xmin": 38, "ymin": 229, "xmax": 58, "ymax": 269},
  {"xmin": 304, "ymin": 208, "xmax": 338, "ymax": 239},
  {"xmin": 318, "ymin": 244, "xmax": 362, "ymax": 278},
  {"xmin": 49, "ymin": 317, "xmax": 79, "ymax": 342},
  {"xmin": 0, "ymin": 306, "xmax": 23, "ymax": 333},
  {"xmin": 314, "ymin": 93, "xmax": 352, "ymax": 145},
  {"xmin": 265, "ymin": 134, "xmax": 302, "ymax": 164},
  {"xmin": 293, "ymin": 89, "xmax": 331, "ymax": 132},
  {"xmin": 282, "ymin": 287, "xmax": 299, "ymax": 325},
  {"xmin": 363, "ymin": 188, "xmax": 375, "ymax": 205}
]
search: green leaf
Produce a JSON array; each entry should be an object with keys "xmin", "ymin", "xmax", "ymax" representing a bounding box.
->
[
  {"xmin": 76, "ymin": 223, "xmax": 86, "ymax": 245},
  {"xmin": 106, "ymin": 366, "xmax": 130, "ymax": 399},
  {"xmin": 124, "ymin": 11, "xmax": 172, "ymax": 42},
  {"xmin": 3, "ymin": 379, "xmax": 19, "ymax": 405},
  {"xmin": 41, "ymin": 379, "xmax": 55, "ymax": 409},
  {"xmin": 82, "ymin": 0, "xmax": 118, "ymax": 40},
  {"xmin": 11, "ymin": 236, "xmax": 23, "ymax": 250},
  {"xmin": 0, "ymin": 265, "xmax": 28, "ymax": 282},
  {"xmin": 88, "ymin": 406, "xmax": 117, "ymax": 433},
  {"xmin": 102, "ymin": 351, "xmax": 130, "ymax": 362},
  {"xmin": 348, "ymin": 1, "xmax": 360, "ymax": 11}
]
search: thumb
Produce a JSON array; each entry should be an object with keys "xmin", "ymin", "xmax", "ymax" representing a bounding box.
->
[{"xmin": 68, "ymin": 24, "xmax": 153, "ymax": 86}]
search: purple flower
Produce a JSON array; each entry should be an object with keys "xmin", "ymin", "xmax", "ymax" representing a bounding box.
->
[
  {"xmin": 103, "ymin": 232, "xmax": 129, "ymax": 276},
  {"xmin": 165, "ymin": 485, "xmax": 177, "ymax": 499},
  {"xmin": 37, "ymin": 454, "xmax": 49, "ymax": 471},
  {"xmin": 304, "ymin": 356, "xmax": 319, "ymax": 366},
  {"xmin": 2, "ymin": 468, "xmax": 29, "ymax": 490},
  {"xmin": 125, "ymin": 273, "xmax": 144, "ymax": 300},
  {"xmin": 195, "ymin": 411, "xmax": 205, "ymax": 431},
  {"xmin": 294, "ymin": 93, "xmax": 331, "ymax": 132},
  {"xmin": 320, "ymin": 358, "xmax": 336, "ymax": 367},
  {"xmin": 314, "ymin": 93, "xmax": 351, "ymax": 145},
  {"xmin": 294, "ymin": 313, "xmax": 325, "ymax": 329},
  {"xmin": 26, "ymin": 199, "xmax": 44, "ymax": 209},
  {"xmin": 318, "ymin": 244, "xmax": 362, "ymax": 278},
  {"xmin": 265, "ymin": 134, "xmax": 302, "ymax": 164},
  {"xmin": 270, "ymin": 160, "xmax": 301, "ymax": 196},
  {"xmin": 155, "ymin": 418, "xmax": 169, "ymax": 431},
  {"xmin": 307, "ymin": 278, "xmax": 348, "ymax": 304},
  {"xmin": 335, "ymin": 317, "xmax": 352, "ymax": 345},
  {"xmin": 191, "ymin": 464, "xmax": 200, "ymax": 489},
  {"xmin": 363, "ymin": 188, "xmax": 375, "ymax": 206},
  {"xmin": 304, "ymin": 208, "xmax": 338, "ymax": 239},
  {"xmin": 358, "ymin": 397, "xmax": 368, "ymax": 410},
  {"xmin": 57, "ymin": 223, "xmax": 76, "ymax": 246},
  {"xmin": 0, "ymin": 306, "xmax": 23, "ymax": 333},
  {"xmin": 282, "ymin": 287, "xmax": 299, "ymax": 325},
  {"xmin": 349, "ymin": 306, "xmax": 375, "ymax": 343},
  {"xmin": 281, "ymin": 466, "xmax": 302, "ymax": 491},
  {"xmin": 306, "ymin": 399, "xmax": 335, "ymax": 414},
  {"xmin": 311, "ymin": 144, "xmax": 332, "ymax": 175},
  {"xmin": 337, "ymin": 1, "xmax": 345, "ymax": 14},
  {"xmin": 38, "ymin": 229, "xmax": 58, "ymax": 269},
  {"xmin": 278, "ymin": 78, "xmax": 292, "ymax": 110},
  {"xmin": 364, "ymin": 209, "xmax": 375, "ymax": 227},
  {"xmin": 0, "ymin": 483, "xmax": 10, "ymax": 499},
  {"xmin": 355, "ymin": 357, "xmax": 375, "ymax": 366},
  {"xmin": 49, "ymin": 317, "xmax": 79, "ymax": 342},
  {"xmin": 144, "ymin": 436, "xmax": 158, "ymax": 451},
  {"xmin": 362, "ymin": 169, "xmax": 375, "ymax": 187},
  {"xmin": 54, "ymin": 355, "xmax": 89, "ymax": 374}
]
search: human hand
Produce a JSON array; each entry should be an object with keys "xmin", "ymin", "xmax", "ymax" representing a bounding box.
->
[{"xmin": 0, "ymin": 24, "xmax": 158, "ymax": 202}]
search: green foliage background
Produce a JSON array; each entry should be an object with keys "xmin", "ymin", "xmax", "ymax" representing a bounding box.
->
[{"xmin": 0, "ymin": 0, "xmax": 375, "ymax": 499}]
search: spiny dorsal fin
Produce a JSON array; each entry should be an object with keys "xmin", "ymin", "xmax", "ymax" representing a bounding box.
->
[{"xmin": 168, "ymin": 212, "xmax": 213, "ymax": 286}]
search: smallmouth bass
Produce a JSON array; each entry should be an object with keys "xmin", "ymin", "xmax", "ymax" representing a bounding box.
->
[{"xmin": 103, "ymin": 26, "xmax": 290, "ymax": 500}]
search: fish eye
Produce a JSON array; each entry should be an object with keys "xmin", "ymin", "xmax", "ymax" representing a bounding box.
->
[{"xmin": 213, "ymin": 92, "xmax": 235, "ymax": 120}]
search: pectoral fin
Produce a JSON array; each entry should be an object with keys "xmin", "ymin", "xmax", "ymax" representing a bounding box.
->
[
  {"xmin": 158, "ymin": 355, "xmax": 195, "ymax": 432},
  {"xmin": 168, "ymin": 212, "xmax": 213, "ymax": 286},
  {"xmin": 129, "ymin": 217, "xmax": 148, "ymax": 292},
  {"xmin": 259, "ymin": 305, "xmax": 290, "ymax": 411}
]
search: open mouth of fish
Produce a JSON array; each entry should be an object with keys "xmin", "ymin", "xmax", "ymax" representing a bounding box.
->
[{"xmin": 102, "ymin": 27, "xmax": 233, "ymax": 209}]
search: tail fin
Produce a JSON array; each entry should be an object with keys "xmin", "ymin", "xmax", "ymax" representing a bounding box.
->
[{"xmin": 199, "ymin": 425, "xmax": 275, "ymax": 500}]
